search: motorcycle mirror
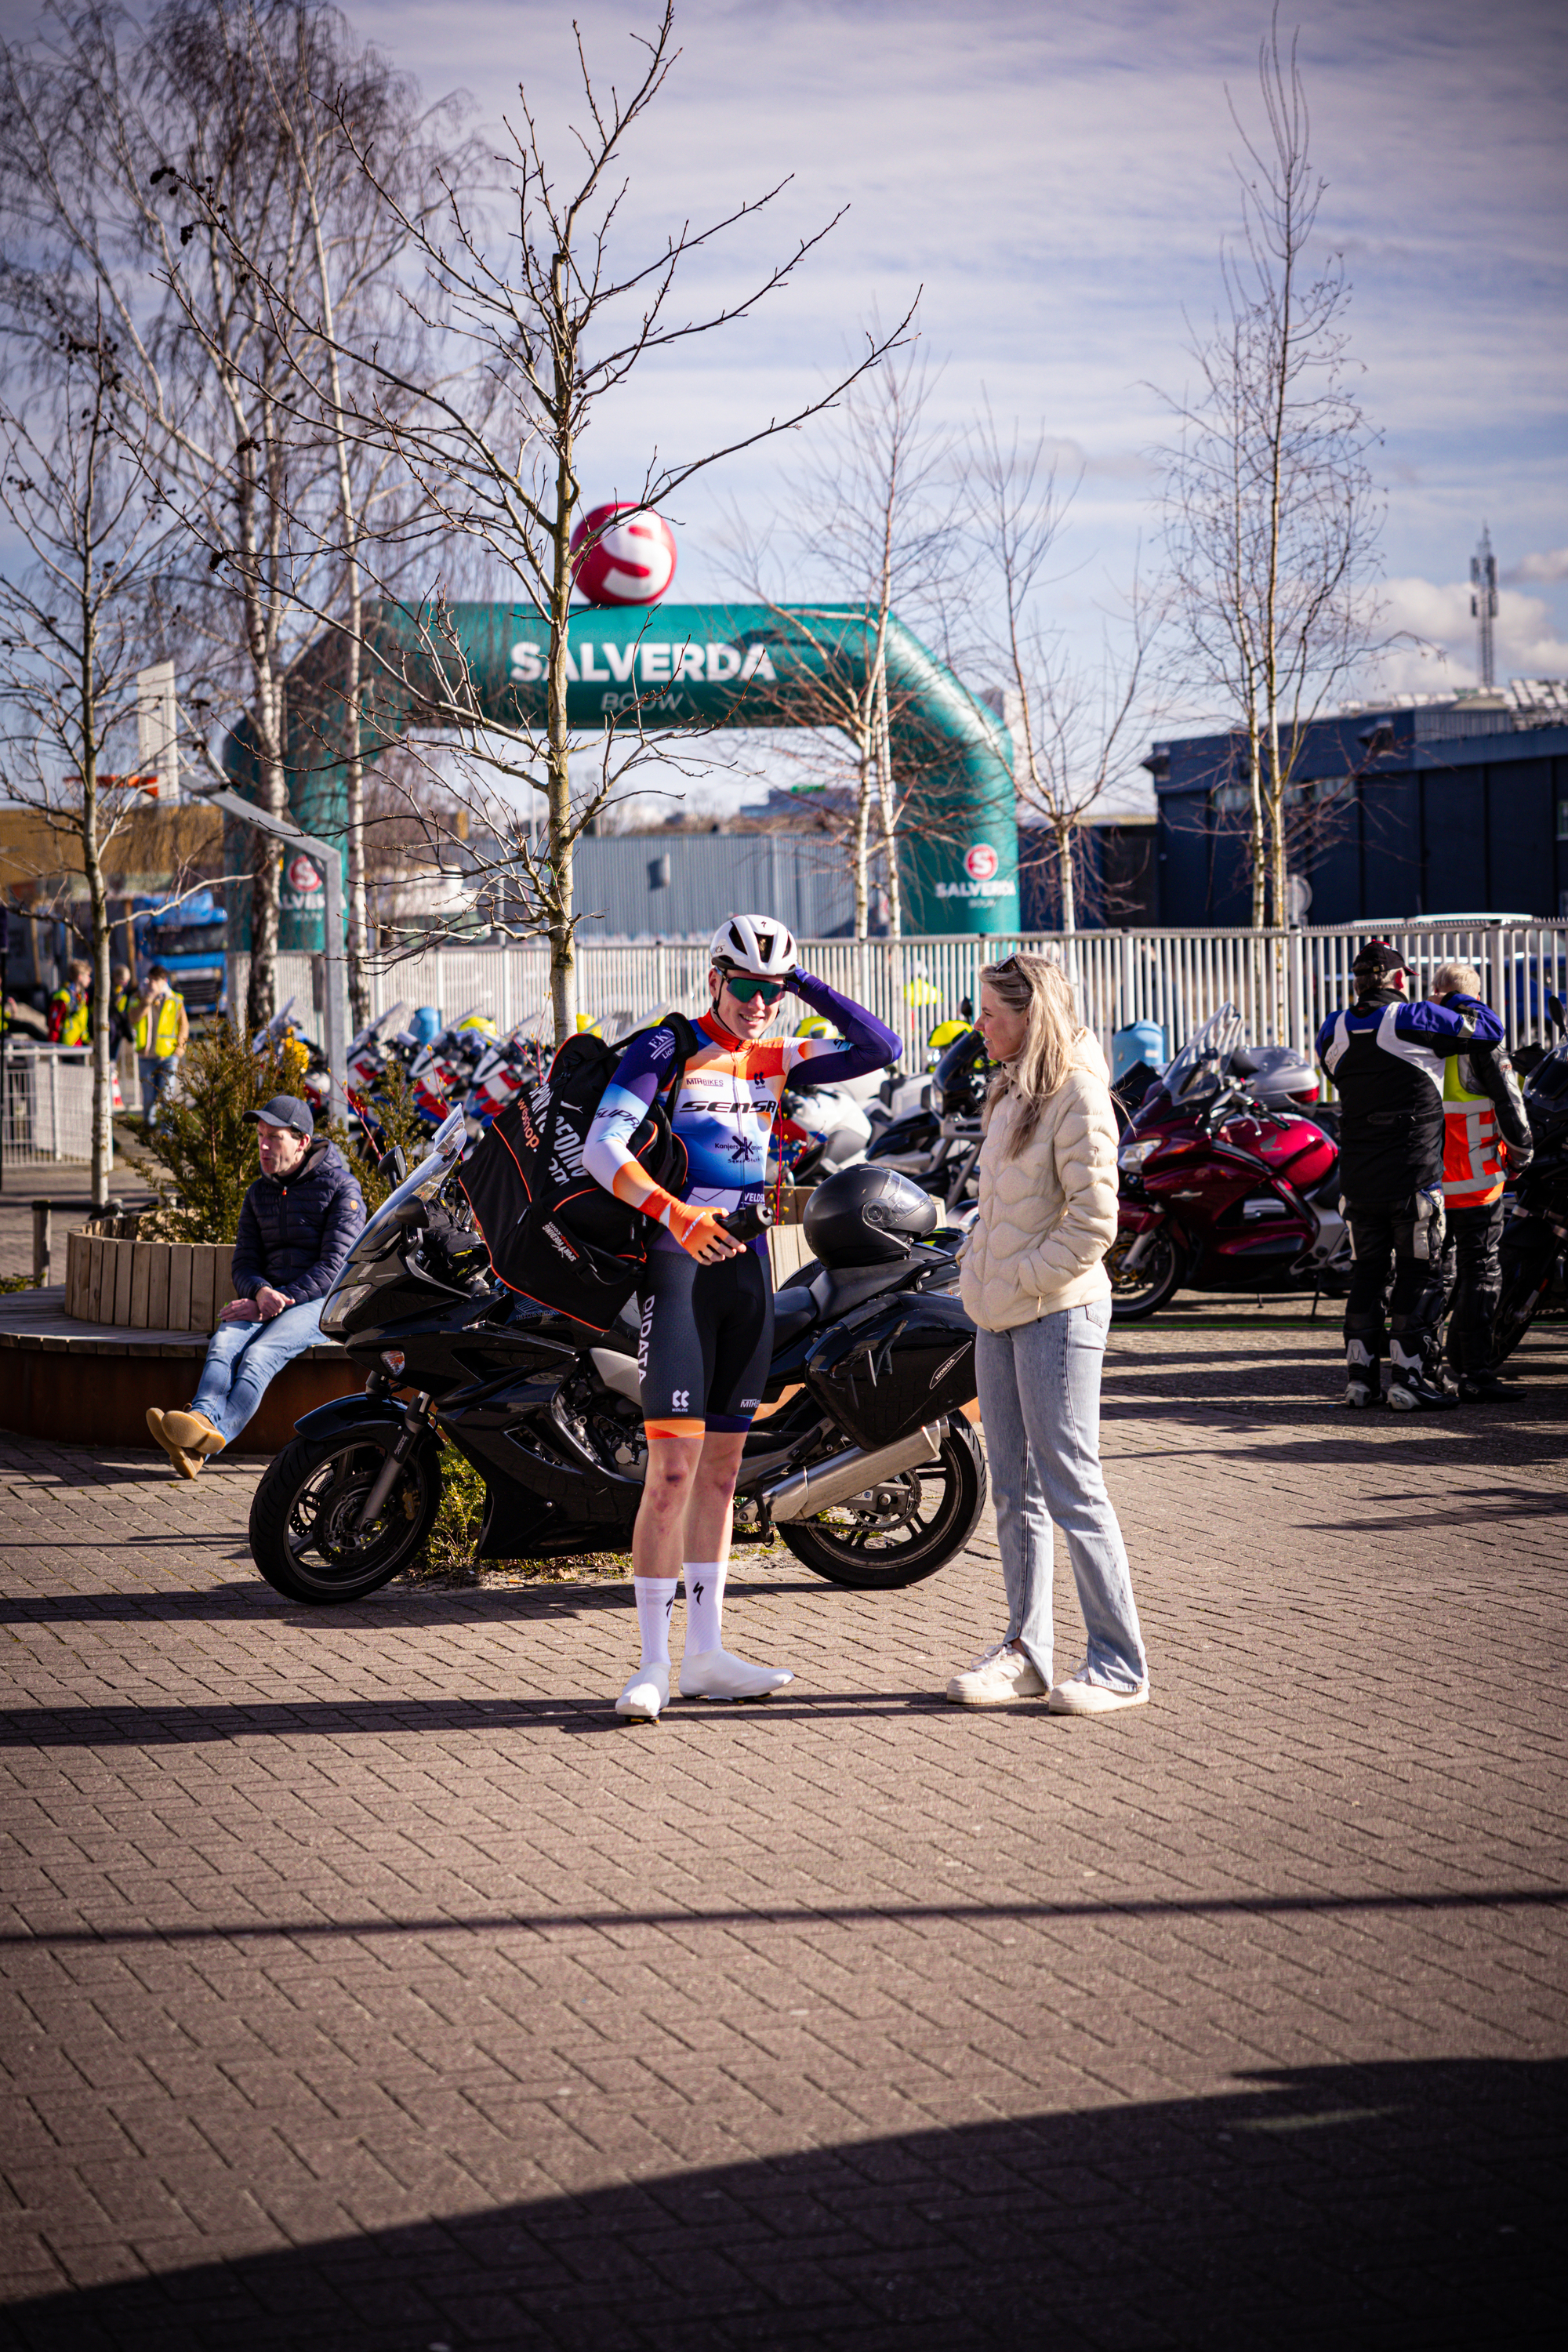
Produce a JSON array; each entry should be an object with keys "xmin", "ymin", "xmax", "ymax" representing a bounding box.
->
[
  {"xmin": 1548, "ymin": 991, "xmax": 1566, "ymax": 1033},
  {"xmin": 960, "ymin": 996, "xmax": 973, "ymax": 1021},
  {"xmin": 377, "ymin": 1144, "xmax": 408, "ymax": 1185}
]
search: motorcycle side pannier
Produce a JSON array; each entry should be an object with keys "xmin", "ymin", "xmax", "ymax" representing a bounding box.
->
[{"xmin": 804, "ymin": 1291, "xmax": 977, "ymax": 1454}]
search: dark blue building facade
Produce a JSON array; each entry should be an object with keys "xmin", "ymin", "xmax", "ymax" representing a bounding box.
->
[{"xmin": 1149, "ymin": 702, "xmax": 1568, "ymax": 927}]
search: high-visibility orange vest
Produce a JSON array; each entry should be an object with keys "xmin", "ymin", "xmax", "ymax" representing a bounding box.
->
[{"xmin": 1442, "ymin": 1055, "xmax": 1504, "ymax": 1207}]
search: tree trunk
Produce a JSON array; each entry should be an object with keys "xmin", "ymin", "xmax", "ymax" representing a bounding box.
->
[
  {"xmin": 851, "ymin": 731, "xmax": 873, "ymax": 938},
  {"xmin": 78, "ymin": 744, "xmax": 114, "ymax": 1210},
  {"xmin": 1056, "ymin": 818, "xmax": 1076, "ymax": 938},
  {"xmin": 871, "ymin": 653, "xmax": 901, "ymax": 938},
  {"xmin": 546, "ymin": 251, "xmax": 578, "ymax": 1048},
  {"xmin": 1247, "ymin": 714, "xmax": 1267, "ymax": 932},
  {"xmin": 234, "ymin": 423, "xmax": 286, "ymax": 1033}
]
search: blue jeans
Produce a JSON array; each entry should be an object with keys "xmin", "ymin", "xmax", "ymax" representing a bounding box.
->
[
  {"xmin": 140, "ymin": 1054, "xmax": 179, "ymax": 1122},
  {"xmin": 975, "ymin": 1298, "xmax": 1149, "ymax": 1695},
  {"xmin": 188, "ymin": 1297, "xmax": 324, "ymax": 1445}
]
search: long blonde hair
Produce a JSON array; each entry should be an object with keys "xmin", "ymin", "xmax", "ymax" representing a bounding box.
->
[{"xmin": 981, "ymin": 953, "xmax": 1084, "ymax": 1156}]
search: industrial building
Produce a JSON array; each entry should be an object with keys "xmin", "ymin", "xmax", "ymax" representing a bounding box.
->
[{"xmin": 1148, "ymin": 682, "xmax": 1568, "ymax": 926}]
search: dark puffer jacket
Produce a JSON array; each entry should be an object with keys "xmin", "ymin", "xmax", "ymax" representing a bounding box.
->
[{"xmin": 232, "ymin": 1139, "xmax": 365, "ymax": 1303}]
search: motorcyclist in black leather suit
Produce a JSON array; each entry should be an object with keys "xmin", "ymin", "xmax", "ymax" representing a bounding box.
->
[{"xmin": 1316, "ymin": 939, "xmax": 1504, "ymax": 1410}]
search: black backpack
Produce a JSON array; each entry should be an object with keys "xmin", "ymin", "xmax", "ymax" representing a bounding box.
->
[{"xmin": 458, "ymin": 1014, "xmax": 701, "ymax": 1327}]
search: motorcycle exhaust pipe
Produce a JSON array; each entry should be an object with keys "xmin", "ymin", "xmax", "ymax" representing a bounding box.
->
[{"xmin": 765, "ymin": 1420, "xmax": 944, "ymax": 1523}]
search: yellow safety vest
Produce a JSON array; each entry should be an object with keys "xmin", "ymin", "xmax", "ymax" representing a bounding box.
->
[
  {"xmin": 1442, "ymin": 1055, "xmax": 1503, "ymax": 1207},
  {"xmin": 53, "ymin": 990, "xmax": 91, "ymax": 1046},
  {"xmin": 136, "ymin": 993, "xmax": 184, "ymax": 1058}
]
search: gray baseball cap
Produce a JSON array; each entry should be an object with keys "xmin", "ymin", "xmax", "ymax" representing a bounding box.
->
[{"xmin": 246, "ymin": 1094, "xmax": 314, "ymax": 1138}]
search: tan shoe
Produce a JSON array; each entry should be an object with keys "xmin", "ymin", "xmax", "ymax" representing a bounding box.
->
[
  {"xmin": 145, "ymin": 1405, "xmax": 204, "ymax": 1480},
  {"xmin": 161, "ymin": 1409, "xmax": 225, "ymax": 1456}
]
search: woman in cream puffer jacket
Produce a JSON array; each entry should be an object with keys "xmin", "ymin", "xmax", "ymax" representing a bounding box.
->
[
  {"xmin": 946, "ymin": 954, "xmax": 1149, "ymax": 1716},
  {"xmin": 958, "ymin": 1033, "xmax": 1120, "ymax": 1331}
]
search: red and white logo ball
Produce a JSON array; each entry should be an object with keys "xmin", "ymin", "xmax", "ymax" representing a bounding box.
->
[
  {"xmin": 964, "ymin": 843, "xmax": 1000, "ymax": 883},
  {"xmin": 570, "ymin": 503, "xmax": 678, "ymax": 606}
]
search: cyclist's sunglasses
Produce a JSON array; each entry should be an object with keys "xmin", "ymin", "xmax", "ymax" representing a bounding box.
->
[{"xmin": 721, "ymin": 973, "xmax": 787, "ymax": 1005}]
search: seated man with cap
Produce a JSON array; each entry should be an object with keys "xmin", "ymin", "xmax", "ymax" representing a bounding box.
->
[{"xmin": 147, "ymin": 1093, "xmax": 365, "ymax": 1477}]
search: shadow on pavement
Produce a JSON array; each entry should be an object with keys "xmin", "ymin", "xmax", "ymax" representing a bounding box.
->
[
  {"xmin": 0, "ymin": 1577, "xmax": 829, "ymax": 1629},
  {"xmin": 9, "ymin": 2056, "xmax": 1561, "ymax": 2349},
  {"xmin": 2, "ymin": 1885, "xmax": 1563, "ymax": 1952}
]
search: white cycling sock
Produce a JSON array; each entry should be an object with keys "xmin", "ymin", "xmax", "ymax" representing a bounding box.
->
[
  {"xmin": 683, "ymin": 1561, "xmax": 726, "ymax": 1654},
  {"xmin": 633, "ymin": 1577, "xmax": 678, "ymax": 1667}
]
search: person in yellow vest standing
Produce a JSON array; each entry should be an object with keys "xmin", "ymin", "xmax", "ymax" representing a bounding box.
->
[
  {"xmin": 1431, "ymin": 959, "xmax": 1533, "ymax": 1400},
  {"xmin": 134, "ymin": 963, "xmax": 189, "ymax": 1125},
  {"xmin": 46, "ymin": 960, "xmax": 93, "ymax": 1044}
]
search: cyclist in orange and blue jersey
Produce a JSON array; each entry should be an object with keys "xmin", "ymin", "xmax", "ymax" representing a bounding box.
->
[{"xmin": 584, "ymin": 913, "xmax": 898, "ymax": 1722}]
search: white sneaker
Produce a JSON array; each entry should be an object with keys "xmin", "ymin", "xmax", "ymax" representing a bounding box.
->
[
  {"xmin": 1046, "ymin": 1667, "xmax": 1149, "ymax": 1716},
  {"xmin": 946, "ymin": 1642, "xmax": 1047, "ymax": 1706},
  {"xmin": 678, "ymin": 1648, "xmax": 794, "ymax": 1701},
  {"xmin": 615, "ymin": 1660, "xmax": 670, "ymax": 1721}
]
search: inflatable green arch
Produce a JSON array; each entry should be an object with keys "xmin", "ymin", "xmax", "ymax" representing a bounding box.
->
[{"xmin": 230, "ymin": 601, "xmax": 1020, "ymax": 947}]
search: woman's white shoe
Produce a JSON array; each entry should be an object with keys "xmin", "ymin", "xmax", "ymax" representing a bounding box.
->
[
  {"xmin": 678, "ymin": 1648, "xmax": 793, "ymax": 1700},
  {"xmin": 946, "ymin": 1642, "xmax": 1047, "ymax": 1705},
  {"xmin": 615, "ymin": 1661, "xmax": 670, "ymax": 1721},
  {"xmin": 1046, "ymin": 1669, "xmax": 1149, "ymax": 1715}
]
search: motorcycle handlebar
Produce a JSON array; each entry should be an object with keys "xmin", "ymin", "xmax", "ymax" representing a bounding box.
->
[{"xmin": 719, "ymin": 1202, "xmax": 775, "ymax": 1241}]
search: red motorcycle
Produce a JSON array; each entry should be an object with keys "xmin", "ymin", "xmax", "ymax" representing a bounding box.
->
[{"xmin": 1109, "ymin": 1006, "xmax": 1349, "ymax": 1319}]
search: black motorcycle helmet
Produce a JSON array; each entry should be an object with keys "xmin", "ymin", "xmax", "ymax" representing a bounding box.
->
[
  {"xmin": 934, "ymin": 1025, "xmax": 993, "ymax": 1116},
  {"xmin": 803, "ymin": 1165, "xmax": 939, "ymax": 1267}
]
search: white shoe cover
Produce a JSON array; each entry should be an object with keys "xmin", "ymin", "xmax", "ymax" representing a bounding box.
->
[
  {"xmin": 615, "ymin": 1660, "xmax": 670, "ymax": 1721},
  {"xmin": 678, "ymin": 1647, "xmax": 794, "ymax": 1701}
]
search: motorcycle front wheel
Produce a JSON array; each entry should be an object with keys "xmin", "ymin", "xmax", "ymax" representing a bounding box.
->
[
  {"xmin": 779, "ymin": 1417, "xmax": 985, "ymax": 1589},
  {"xmin": 249, "ymin": 1423, "xmax": 443, "ymax": 1604},
  {"xmin": 1107, "ymin": 1228, "xmax": 1185, "ymax": 1319}
]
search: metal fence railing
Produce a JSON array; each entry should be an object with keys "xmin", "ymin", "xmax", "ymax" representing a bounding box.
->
[
  {"xmin": 235, "ymin": 917, "xmax": 1568, "ymax": 1076},
  {"xmin": 26, "ymin": 920, "xmax": 1564, "ymax": 1165},
  {"xmin": 1, "ymin": 1046, "xmax": 95, "ymax": 1167}
]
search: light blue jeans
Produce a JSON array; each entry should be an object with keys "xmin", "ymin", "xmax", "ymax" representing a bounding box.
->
[
  {"xmin": 188, "ymin": 1297, "xmax": 324, "ymax": 1444},
  {"xmin": 975, "ymin": 1298, "xmax": 1149, "ymax": 1695}
]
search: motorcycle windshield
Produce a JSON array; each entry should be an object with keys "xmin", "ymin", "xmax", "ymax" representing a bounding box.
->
[
  {"xmin": 1159, "ymin": 1004, "xmax": 1243, "ymax": 1106},
  {"xmin": 340, "ymin": 1112, "xmax": 467, "ymax": 1272}
]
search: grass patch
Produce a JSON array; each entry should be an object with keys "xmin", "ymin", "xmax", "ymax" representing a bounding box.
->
[
  {"xmin": 399, "ymin": 1440, "xmax": 634, "ymax": 1588},
  {"xmin": 0, "ymin": 1272, "xmax": 36, "ymax": 1294}
]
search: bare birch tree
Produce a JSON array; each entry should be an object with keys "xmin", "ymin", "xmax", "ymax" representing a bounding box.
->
[
  {"xmin": 962, "ymin": 407, "xmax": 1160, "ymax": 938},
  {"xmin": 720, "ymin": 336, "xmax": 966, "ymax": 938},
  {"xmin": 198, "ymin": 2, "xmax": 908, "ymax": 1040},
  {"xmin": 0, "ymin": 289, "xmax": 175, "ymax": 1204},
  {"xmin": 3, "ymin": 2, "xmax": 465, "ymax": 1031},
  {"xmin": 1152, "ymin": 9, "xmax": 1385, "ymax": 933}
]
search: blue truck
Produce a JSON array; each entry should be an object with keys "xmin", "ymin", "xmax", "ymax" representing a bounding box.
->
[{"xmin": 132, "ymin": 891, "xmax": 227, "ymax": 1021}]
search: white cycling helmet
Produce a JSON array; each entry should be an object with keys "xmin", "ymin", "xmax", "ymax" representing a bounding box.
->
[{"xmin": 708, "ymin": 913, "xmax": 797, "ymax": 978}]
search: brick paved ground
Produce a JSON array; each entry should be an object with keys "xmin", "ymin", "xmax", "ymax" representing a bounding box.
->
[{"xmin": 0, "ymin": 1310, "xmax": 1564, "ymax": 2349}]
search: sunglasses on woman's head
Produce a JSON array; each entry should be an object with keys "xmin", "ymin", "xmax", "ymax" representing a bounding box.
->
[{"xmin": 724, "ymin": 975, "xmax": 786, "ymax": 1005}]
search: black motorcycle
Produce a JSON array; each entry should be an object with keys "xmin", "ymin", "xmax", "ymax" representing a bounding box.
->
[
  {"xmin": 249, "ymin": 1112, "xmax": 985, "ymax": 1606},
  {"xmin": 1487, "ymin": 993, "xmax": 1568, "ymax": 1369}
]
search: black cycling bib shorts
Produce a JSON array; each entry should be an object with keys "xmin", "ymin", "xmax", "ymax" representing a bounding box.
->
[{"xmin": 637, "ymin": 1247, "xmax": 773, "ymax": 1440}]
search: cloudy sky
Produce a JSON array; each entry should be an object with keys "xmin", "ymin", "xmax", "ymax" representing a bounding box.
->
[
  {"xmin": 3, "ymin": 0, "xmax": 1564, "ymax": 725},
  {"xmin": 354, "ymin": 0, "xmax": 1568, "ymax": 704}
]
